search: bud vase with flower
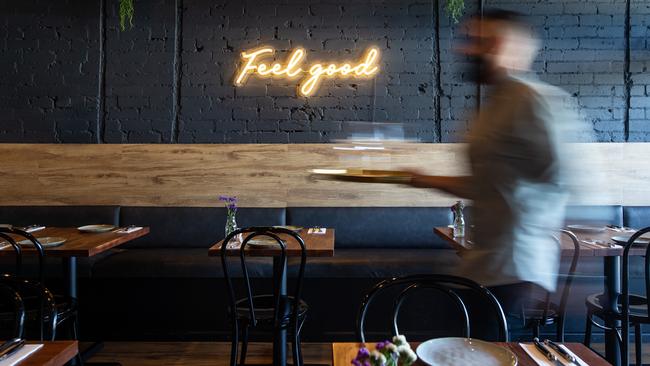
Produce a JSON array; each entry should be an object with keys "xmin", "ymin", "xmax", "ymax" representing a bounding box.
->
[
  {"xmin": 219, "ymin": 195, "xmax": 238, "ymax": 237},
  {"xmin": 451, "ymin": 200, "xmax": 465, "ymax": 238}
]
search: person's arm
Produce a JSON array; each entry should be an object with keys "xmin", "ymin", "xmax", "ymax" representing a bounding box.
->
[{"xmin": 407, "ymin": 173, "xmax": 474, "ymax": 199}]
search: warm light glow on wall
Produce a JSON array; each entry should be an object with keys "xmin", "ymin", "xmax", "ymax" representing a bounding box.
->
[{"xmin": 234, "ymin": 47, "xmax": 381, "ymax": 96}]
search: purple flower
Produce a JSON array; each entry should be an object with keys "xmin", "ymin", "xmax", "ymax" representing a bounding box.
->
[
  {"xmin": 356, "ymin": 348, "xmax": 370, "ymax": 359},
  {"xmin": 352, "ymin": 360, "xmax": 362, "ymax": 366},
  {"xmin": 219, "ymin": 196, "xmax": 238, "ymax": 211},
  {"xmin": 375, "ymin": 340, "xmax": 391, "ymax": 350}
]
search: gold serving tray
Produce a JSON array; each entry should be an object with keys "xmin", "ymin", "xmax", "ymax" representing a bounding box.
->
[{"xmin": 310, "ymin": 168, "xmax": 413, "ymax": 184}]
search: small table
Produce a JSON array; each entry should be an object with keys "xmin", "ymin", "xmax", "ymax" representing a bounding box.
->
[
  {"xmin": 20, "ymin": 341, "xmax": 79, "ymax": 366},
  {"xmin": 332, "ymin": 342, "xmax": 609, "ymax": 366},
  {"xmin": 209, "ymin": 229, "xmax": 335, "ymax": 366},
  {"xmin": 435, "ymin": 226, "xmax": 641, "ymax": 366}
]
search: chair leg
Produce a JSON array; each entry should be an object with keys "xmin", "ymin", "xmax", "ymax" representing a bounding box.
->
[
  {"xmin": 532, "ymin": 321, "xmax": 540, "ymax": 339},
  {"xmin": 293, "ymin": 317, "xmax": 305, "ymax": 366},
  {"xmin": 239, "ymin": 320, "xmax": 249, "ymax": 366},
  {"xmin": 230, "ymin": 320, "xmax": 239, "ymax": 366},
  {"xmin": 584, "ymin": 312, "xmax": 593, "ymax": 347},
  {"xmin": 635, "ymin": 323, "xmax": 642, "ymax": 366}
]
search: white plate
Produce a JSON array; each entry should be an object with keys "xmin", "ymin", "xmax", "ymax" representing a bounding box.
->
[
  {"xmin": 17, "ymin": 237, "xmax": 66, "ymax": 248},
  {"xmin": 78, "ymin": 224, "xmax": 116, "ymax": 233},
  {"xmin": 417, "ymin": 338, "xmax": 517, "ymax": 366},
  {"xmin": 566, "ymin": 224, "xmax": 606, "ymax": 233},
  {"xmin": 246, "ymin": 237, "xmax": 283, "ymax": 248},
  {"xmin": 611, "ymin": 235, "xmax": 650, "ymax": 245}
]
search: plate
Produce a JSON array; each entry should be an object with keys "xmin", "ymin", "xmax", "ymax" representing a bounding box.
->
[
  {"xmin": 416, "ymin": 338, "xmax": 517, "ymax": 366},
  {"xmin": 17, "ymin": 237, "xmax": 66, "ymax": 248},
  {"xmin": 611, "ymin": 235, "xmax": 650, "ymax": 245},
  {"xmin": 273, "ymin": 225, "xmax": 303, "ymax": 232},
  {"xmin": 78, "ymin": 224, "xmax": 116, "ymax": 233},
  {"xmin": 310, "ymin": 169, "xmax": 412, "ymax": 184},
  {"xmin": 246, "ymin": 237, "xmax": 283, "ymax": 248},
  {"xmin": 566, "ymin": 224, "xmax": 606, "ymax": 233}
]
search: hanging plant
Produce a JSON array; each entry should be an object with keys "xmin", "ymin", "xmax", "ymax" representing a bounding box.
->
[
  {"xmin": 119, "ymin": 0, "xmax": 135, "ymax": 31},
  {"xmin": 445, "ymin": 0, "xmax": 465, "ymax": 23}
]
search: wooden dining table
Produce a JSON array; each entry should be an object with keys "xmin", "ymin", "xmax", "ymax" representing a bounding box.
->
[
  {"xmin": 209, "ymin": 228, "xmax": 335, "ymax": 366},
  {"xmin": 332, "ymin": 341, "xmax": 609, "ymax": 366},
  {"xmin": 435, "ymin": 226, "xmax": 641, "ymax": 366},
  {"xmin": 18, "ymin": 341, "xmax": 79, "ymax": 366}
]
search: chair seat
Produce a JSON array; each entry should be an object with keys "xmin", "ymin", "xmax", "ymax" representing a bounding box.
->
[
  {"xmin": 524, "ymin": 299, "xmax": 559, "ymax": 326},
  {"xmin": 234, "ymin": 294, "xmax": 308, "ymax": 326},
  {"xmin": 586, "ymin": 293, "xmax": 650, "ymax": 322}
]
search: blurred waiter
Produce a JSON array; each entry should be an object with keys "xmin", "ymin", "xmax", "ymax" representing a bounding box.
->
[{"xmin": 408, "ymin": 10, "xmax": 588, "ymax": 315}]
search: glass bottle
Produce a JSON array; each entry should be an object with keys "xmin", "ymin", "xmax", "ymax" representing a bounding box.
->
[
  {"xmin": 452, "ymin": 201, "xmax": 465, "ymax": 238},
  {"xmin": 225, "ymin": 210, "xmax": 237, "ymax": 237}
]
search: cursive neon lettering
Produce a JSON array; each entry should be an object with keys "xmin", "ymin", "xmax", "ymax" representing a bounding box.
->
[{"xmin": 234, "ymin": 47, "xmax": 380, "ymax": 96}]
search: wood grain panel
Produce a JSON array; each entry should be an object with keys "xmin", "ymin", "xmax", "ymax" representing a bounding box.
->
[{"xmin": 0, "ymin": 143, "xmax": 648, "ymax": 207}]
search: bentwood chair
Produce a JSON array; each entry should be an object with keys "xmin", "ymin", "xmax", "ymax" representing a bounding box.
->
[
  {"xmin": 0, "ymin": 283, "xmax": 25, "ymax": 340},
  {"xmin": 523, "ymin": 230, "xmax": 581, "ymax": 341},
  {"xmin": 356, "ymin": 274, "xmax": 509, "ymax": 343},
  {"xmin": 583, "ymin": 226, "xmax": 650, "ymax": 366},
  {"xmin": 0, "ymin": 228, "xmax": 79, "ymax": 343},
  {"xmin": 221, "ymin": 227, "xmax": 308, "ymax": 366}
]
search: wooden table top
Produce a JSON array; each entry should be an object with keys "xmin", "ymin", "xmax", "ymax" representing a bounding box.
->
[
  {"xmin": 20, "ymin": 341, "xmax": 78, "ymax": 366},
  {"xmin": 332, "ymin": 341, "xmax": 609, "ymax": 366},
  {"xmin": 208, "ymin": 229, "xmax": 335, "ymax": 257},
  {"xmin": 0, "ymin": 227, "xmax": 149, "ymax": 257},
  {"xmin": 435, "ymin": 226, "xmax": 646, "ymax": 257}
]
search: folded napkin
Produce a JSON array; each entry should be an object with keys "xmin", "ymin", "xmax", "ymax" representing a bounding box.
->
[
  {"xmin": 0, "ymin": 344, "xmax": 43, "ymax": 366},
  {"xmin": 520, "ymin": 343, "xmax": 588, "ymax": 366},
  {"xmin": 115, "ymin": 226, "xmax": 143, "ymax": 234},
  {"xmin": 307, "ymin": 228, "xmax": 326, "ymax": 235}
]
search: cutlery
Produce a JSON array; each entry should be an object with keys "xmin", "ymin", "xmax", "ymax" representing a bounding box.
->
[
  {"xmin": 0, "ymin": 338, "xmax": 25, "ymax": 361},
  {"xmin": 581, "ymin": 239, "xmax": 618, "ymax": 249},
  {"xmin": 533, "ymin": 338, "xmax": 561, "ymax": 365},
  {"xmin": 544, "ymin": 339, "xmax": 576, "ymax": 365}
]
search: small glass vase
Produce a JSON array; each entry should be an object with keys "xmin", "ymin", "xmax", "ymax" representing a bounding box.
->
[{"xmin": 225, "ymin": 210, "xmax": 237, "ymax": 237}]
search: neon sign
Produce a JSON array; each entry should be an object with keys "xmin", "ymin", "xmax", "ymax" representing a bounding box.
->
[{"xmin": 234, "ymin": 47, "xmax": 380, "ymax": 97}]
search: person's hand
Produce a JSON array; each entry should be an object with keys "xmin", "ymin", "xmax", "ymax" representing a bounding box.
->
[{"xmin": 401, "ymin": 169, "xmax": 432, "ymax": 188}]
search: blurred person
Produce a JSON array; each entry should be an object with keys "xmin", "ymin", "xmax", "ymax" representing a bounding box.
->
[{"xmin": 406, "ymin": 10, "xmax": 590, "ymax": 319}]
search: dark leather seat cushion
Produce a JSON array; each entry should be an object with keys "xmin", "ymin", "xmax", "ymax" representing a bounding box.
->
[
  {"xmin": 286, "ymin": 207, "xmax": 453, "ymax": 249},
  {"xmin": 119, "ymin": 207, "xmax": 286, "ymax": 248},
  {"xmin": 623, "ymin": 206, "xmax": 650, "ymax": 229},
  {"xmin": 0, "ymin": 206, "xmax": 119, "ymax": 227},
  {"xmin": 565, "ymin": 205, "xmax": 623, "ymax": 225}
]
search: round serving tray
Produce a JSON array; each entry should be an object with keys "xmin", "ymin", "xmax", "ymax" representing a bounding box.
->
[{"xmin": 310, "ymin": 169, "xmax": 412, "ymax": 184}]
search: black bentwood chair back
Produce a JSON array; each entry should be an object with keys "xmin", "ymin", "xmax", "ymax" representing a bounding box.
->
[
  {"xmin": 525, "ymin": 230, "xmax": 580, "ymax": 341},
  {"xmin": 221, "ymin": 227, "xmax": 308, "ymax": 366},
  {"xmin": 621, "ymin": 226, "xmax": 650, "ymax": 366},
  {"xmin": 0, "ymin": 283, "xmax": 25, "ymax": 340},
  {"xmin": 356, "ymin": 274, "xmax": 509, "ymax": 343},
  {"xmin": 0, "ymin": 227, "xmax": 80, "ymax": 346},
  {"xmin": 0, "ymin": 228, "xmax": 57, "ymax": 341}
]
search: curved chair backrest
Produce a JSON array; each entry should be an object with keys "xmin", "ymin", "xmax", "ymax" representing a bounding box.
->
[
  {"xmin": 622, "ymin": 226, "xmax": 650, "ymax": 366},
  {"xmin": 220, "ymin": 227, "xmax": 307, "ymax": 328},
  {"xmin": 356, "ymin": 274, "xmax": 509, "ymax": 343},
  {"xmin": 541, "ymin": 229, "xmax": 580, "ymax": 341},
  {"xmin": 0, "ymin": 228, "xmax": 53, "ymax": 341},
  {"xmin": 0, "ymin": 228, "xmax": 45, "ymax": 284},
  {"xmin": 0, "ymin": 282, "xmax": 25, "ymax": 339}
]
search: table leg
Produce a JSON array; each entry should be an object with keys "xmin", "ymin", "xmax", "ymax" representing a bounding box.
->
[
  {"xmin": 273, "ymin": 256, "xmax": 288, "ymax": 366},
  {"xmin": 63, "ymin": 257, "xmax": 78, "ymax": 299},
  {"xmin": 604, "ymin": 256, "xmax": 621, "ymax": 366}
]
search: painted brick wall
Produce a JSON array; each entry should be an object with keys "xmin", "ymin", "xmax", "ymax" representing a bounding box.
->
[{"xmin": 0, "ymin": 0, "xmax": 646, "ymax": 143}]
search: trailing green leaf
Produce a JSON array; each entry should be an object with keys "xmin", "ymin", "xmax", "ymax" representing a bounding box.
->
[
  {"xmin": 445, "ymin": 0, "xmax": 465, "ymax": 23},
  {"xmin": 119, "ymin": 0, "xmax": 134, "ymax": 31}
]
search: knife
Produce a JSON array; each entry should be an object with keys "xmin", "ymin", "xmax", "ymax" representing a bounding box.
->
[
  {"xmin": 544, "ymin": 339, "xmax": 576, "ymax": 364},
  {"xmin": 0, "ymin": 338, "xmax": 25, "ymax": 361},
  {"xmin": 533, "ymin": 337, "xmax": 561, "ymax": 364}
]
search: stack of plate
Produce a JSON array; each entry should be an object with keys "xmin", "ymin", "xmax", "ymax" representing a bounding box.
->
[{"xmin": 416, "ymin": 338, "xmax": 517, "ymax": 366}]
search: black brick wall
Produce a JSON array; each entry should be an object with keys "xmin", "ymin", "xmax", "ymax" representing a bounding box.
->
[{"xmin": 1, "ymin": 0, "xmax": 647, "ymax": 143}]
